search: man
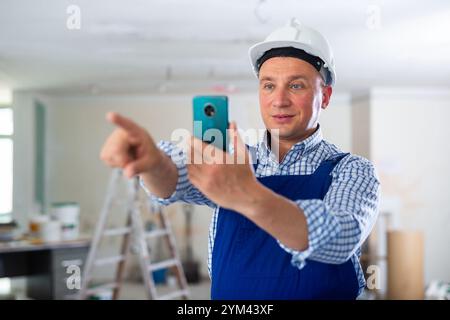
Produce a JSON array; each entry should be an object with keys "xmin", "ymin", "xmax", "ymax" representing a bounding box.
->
[{"xmin": 100, "ymin": 19, "xmax": 380, "ymax": 300}]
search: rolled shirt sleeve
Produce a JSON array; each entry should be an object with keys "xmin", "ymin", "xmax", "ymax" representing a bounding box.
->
[{"xmin": 277, "ymin": 155, "xmax": 380, "ymax": 269}]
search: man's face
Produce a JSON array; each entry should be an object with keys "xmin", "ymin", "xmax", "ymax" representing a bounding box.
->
[{"xmin": 258, "ymin": 56, "xmax": 332, "ymax": 143}]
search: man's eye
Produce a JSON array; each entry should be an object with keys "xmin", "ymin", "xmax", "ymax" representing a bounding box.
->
[
  {"xmin": 290, "ymin": 83, "xmax": 303, "ymax": 89},
  {"xmin": 263, "ymin": 83, "xmax": 274, "ymax": 90}
]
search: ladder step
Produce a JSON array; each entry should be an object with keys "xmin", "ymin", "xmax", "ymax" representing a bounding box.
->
[
  {"xmin": 103, "ymin": 227, "xmax": 132, "ymax": 237},
  {"xmin": 94, "ymin": 255, "xmax": 125, "ymax": 266},
  {"xmin": 156, "ymin": 289, "xmax": 189, "ymax": 300},
  {"xmin": 146, "ymin": 229, "xmax": 169, "ymax": 238},
  {"xmin": 149, "ymin": 259, "xmax": 179, "ymax": 272},
  {"xmin": 85, "ymin": 282, "xmax": 118, "ymax": 296}
]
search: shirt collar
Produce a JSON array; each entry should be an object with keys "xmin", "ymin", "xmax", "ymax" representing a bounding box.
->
[{"xmin": 259, "ymin": 124, "xmax": 323, "ymax": 163}]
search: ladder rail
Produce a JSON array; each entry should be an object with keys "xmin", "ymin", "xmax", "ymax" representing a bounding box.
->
[
  {"xmin": 112, "ymin": 210, "xmax": 133, "ymax": 300},
  {"xmin": 159, "ymin": 208, "xmax": 190, "ymax": 298},
  {"xmin": 129, "ymin": 178, "xmax": 159, "ymax": 299},
  {"xmin": 79, "ymin": 168, "xmax": 121, "ymax": 299}
]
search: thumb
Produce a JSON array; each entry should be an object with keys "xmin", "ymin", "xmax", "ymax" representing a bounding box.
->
[{"xmin": 123, "ymin": 157, "xmax": 148, "ymax": 178}]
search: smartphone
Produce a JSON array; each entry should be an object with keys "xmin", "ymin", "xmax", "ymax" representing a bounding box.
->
[{"xmin": 193, "ymin": 95, "xmax": 229, "ymax": 152}]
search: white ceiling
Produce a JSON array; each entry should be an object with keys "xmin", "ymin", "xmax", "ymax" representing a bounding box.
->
[{"xmin": 0, "ymin": 0, "xmax": 449, "ymax": 95}]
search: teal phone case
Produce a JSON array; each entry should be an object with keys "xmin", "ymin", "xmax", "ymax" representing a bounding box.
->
[{"xmin": 193, "ymin": 95, "xmax": 229, "ymax": 151}]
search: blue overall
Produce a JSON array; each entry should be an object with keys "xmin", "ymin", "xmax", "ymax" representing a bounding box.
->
[{"xmin": 211, "ymin": 153, "xmax": 360, "ymax": 300}]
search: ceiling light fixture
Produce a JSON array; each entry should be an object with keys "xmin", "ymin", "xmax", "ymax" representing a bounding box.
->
[{"xmin": 254, "ymin": 0, "xmax": 270, "ymax": 24}]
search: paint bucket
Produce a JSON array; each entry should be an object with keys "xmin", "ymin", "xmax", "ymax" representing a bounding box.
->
[{"xmin": 51, "ymin": 202, "xmax": 80, "ymax": 240}]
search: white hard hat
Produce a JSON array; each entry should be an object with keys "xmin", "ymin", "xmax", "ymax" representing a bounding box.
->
[{"xmin": 248, "ymin": 18, "xmax": 336, "ymax": 86}]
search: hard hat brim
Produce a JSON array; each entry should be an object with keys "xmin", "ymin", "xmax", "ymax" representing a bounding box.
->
[{"xmin": 248, "ymin": 40, "xmax": 335, "ymax": 86}]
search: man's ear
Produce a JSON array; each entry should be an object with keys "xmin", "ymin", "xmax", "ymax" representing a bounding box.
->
[{"xmin": 321, "ymin": 85, "xmax": 333, "ymax": 109}]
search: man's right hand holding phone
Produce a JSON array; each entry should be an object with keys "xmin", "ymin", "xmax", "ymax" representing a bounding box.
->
[{"xmin": 100, "ymin": 112, "xmax": 178, "ymax": 199}]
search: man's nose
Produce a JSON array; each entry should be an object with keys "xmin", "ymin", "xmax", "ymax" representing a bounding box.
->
[{"xmin": 272, "ymin": 88, "xmax": 291, "ymax": 109}]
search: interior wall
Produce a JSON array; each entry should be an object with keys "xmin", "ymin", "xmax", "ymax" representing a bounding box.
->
[
  {"xmin": 12, "ymin": 92, "xmax": 36, "ymax": 230},
  {"xmin": 320, "ymin": 93, "xmax": 352, "ymax": 152},
  {"xmin": 370, "ymin": 88, "xmax": 450, "ymax": 285}
]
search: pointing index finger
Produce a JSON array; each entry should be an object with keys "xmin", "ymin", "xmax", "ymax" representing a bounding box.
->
[{"xmin": 106, "ymin": 112, "xmax": 140, "ymax": 134}]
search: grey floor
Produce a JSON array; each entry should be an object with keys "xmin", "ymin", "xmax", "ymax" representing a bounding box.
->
[
  {"xmin": 4, "ymin": 277, "xmax": 211, "ymax": 300},
  {"xmin": 119, "ymin": 279, "xmax": 211, "ymax": 300}
]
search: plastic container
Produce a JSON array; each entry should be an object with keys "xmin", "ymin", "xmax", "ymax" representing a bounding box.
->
[
  {"xmin": 88, "ymin": 289, "xmax": 113, "ymax": 300},
  {"xmin": 152, "ymin": 268, "xmax": 167, "ymax": 284},
  {"xmin": 51, "ymin": 202, "xmax": 80, "ymax": 240},
  {"xmin": 41, "ymin": 220, "xmax": 61, "ymax": 242},
  {"xmin": 29, "ymin": 214, "xmax": 50, "ymax": 239}
]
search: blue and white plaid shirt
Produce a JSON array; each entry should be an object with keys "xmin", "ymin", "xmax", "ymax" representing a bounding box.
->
[{"xmin": 142, "ymin": 124, "xmax": 380, "ymax": 296}]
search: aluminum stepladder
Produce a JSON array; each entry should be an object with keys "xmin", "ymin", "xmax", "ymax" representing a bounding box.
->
[{"xmin": 78, "ymin": 168, "xmax": 190, "ymax": 300}]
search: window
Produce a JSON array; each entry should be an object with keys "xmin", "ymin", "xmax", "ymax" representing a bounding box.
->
[{"xmin": 0, "ymin": 107, "xmax": 13, "ymax": 222}]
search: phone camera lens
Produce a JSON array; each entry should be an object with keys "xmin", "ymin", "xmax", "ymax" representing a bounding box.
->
[{"xmin": 204, "ymin": 104, "xmax": 215, "ymax": 117}]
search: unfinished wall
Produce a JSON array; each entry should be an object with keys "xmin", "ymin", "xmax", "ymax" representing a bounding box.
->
[{"xmin": 370, "ymin": 88, "xmax": 450, "ymax": 285}]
